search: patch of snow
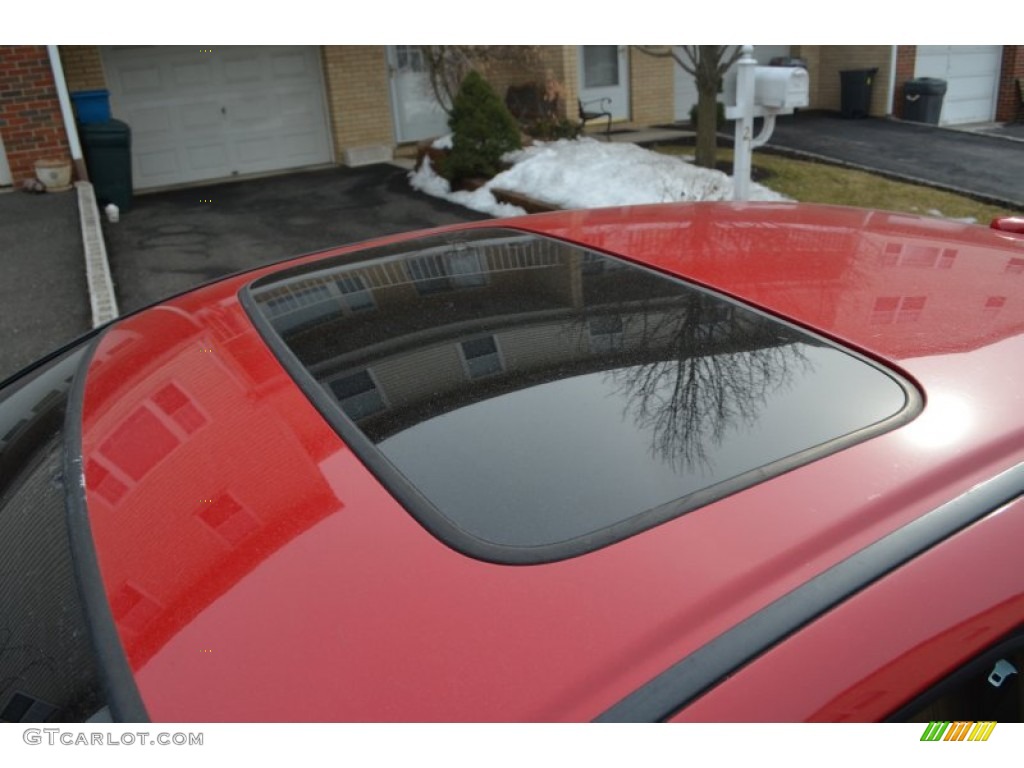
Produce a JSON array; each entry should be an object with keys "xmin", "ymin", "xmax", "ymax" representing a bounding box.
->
[
  {"xmin": 408, "ymin": 157, "xmax": 526, "ymax": 218},
  {"xmin": 431, "ymin": 134, "xmax": 453, "ymax": 150},
  {"xmin": 409, "ymin": 137, "xmax": 788, "ymax": 216}
]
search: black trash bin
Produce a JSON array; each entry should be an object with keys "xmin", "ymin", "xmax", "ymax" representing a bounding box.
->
[
  {"xmin": 903, "ymin": 78, "xmax": 947, "ymax": 125},
  {"xmin": 839, "ymin": 68, "xmax": 878, "ymax": 118},
  {"xmin": 80, "ymin": 119, "xmax": 133, "ymax": 211}
]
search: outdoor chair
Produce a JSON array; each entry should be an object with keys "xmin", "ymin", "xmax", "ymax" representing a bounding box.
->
[{"xmin": 578, "ymin": 97, "xmax": 613, "ymax": 137}]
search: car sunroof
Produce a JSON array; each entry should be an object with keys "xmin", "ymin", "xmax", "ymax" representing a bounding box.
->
[{"xmin": 242, "ymin": 229, "xmax": 919, "ymax": 563}]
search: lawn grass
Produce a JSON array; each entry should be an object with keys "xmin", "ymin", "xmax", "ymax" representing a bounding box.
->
[{"xmin": 652, "ymin": 144, "xmax": 1021, "ymax": 223}]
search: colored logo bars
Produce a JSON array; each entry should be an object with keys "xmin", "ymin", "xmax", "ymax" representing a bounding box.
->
[{"xmin": 921, "ymin": 721, "xmax": 997, "ymax": 741}]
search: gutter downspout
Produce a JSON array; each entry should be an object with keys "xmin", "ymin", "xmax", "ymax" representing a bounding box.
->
[
  {"xmin": 47, "ymin": 45, "xmax": 87, "ymax": 181},
  {"xmin": 886, "ymin": 45, "xmax": 897, "ymax": 117}
]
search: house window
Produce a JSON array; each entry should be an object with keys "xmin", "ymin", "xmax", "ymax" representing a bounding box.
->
[
  {"xmin": 335, "ymin": 273, "xmax": 375, "ymax": 313},
  {"xmin": 583, "ymin": 46, "xmax": 620, "ymax": 88},
  {"xmin": 197, "ymin": 493, "xmax": 259, "ymax": 546},
  {"xmin": 329, "ymin": 369, "xmax": 386, "ymax": 421},
  {"xmin": 588, "ymin": 315, "xmax": 625, "ymax": 353},
  {"xmin": 871, "ymin": 296, "xmax": 926, "ymax": 325},
  {"xmin": 407, "ymin": 249, "xmax": 488, "ymax": 294},
  {"xmin": 460, "ymin": 336, "xmax": 503, "ymax": 379}
]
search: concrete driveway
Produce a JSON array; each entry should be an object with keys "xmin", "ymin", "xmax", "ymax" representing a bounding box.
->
[
  {"xmin": 764, "ymin": 112, "xmax": 1024, "ymax": 209},
  {"xmin": 104, "ymin": 163, "xmax": 487, "ymax": 314},
  {"xmin": 0, "ymin": 190, "xmax": 91, "ymax": 382}
]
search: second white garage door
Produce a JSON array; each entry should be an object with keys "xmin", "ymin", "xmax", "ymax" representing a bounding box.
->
[
  {"xmin": 914, "ymin": 46, "xmax": 1002, "ymax": 125},
  {"xmin": 102, "ymin": 46, "xmax": 333, "ymax": 190}
]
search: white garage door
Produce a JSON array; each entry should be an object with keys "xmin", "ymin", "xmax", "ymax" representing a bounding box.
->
[
  {"xmin": 915, "ymin": 46, "xmax": 1002, "ymax": 125},
  {"xmin": 102, "ymin": 46, "xmax": 333, "ymax": 189},
  {"xmin": 674, "ymin": 46, "xmax": 791, "ymax": 121}
]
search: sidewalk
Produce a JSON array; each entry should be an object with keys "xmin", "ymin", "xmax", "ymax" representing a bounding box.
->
[{"xmin": 0, "ymin": 189, "xmax": 91, "ymax": 381}]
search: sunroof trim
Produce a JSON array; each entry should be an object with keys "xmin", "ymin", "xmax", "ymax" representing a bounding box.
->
[{"xmin": 240, "ymin": 228, "xmax": 923, "ymax": 565}]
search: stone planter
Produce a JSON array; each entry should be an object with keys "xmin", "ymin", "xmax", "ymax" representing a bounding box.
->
[{"xmin": 35, "ymin": 158, "xmax": 73, "ymax": 192}]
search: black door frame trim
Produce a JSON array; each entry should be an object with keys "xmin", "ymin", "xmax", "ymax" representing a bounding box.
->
[{"xmin": 595, "ymin": 462, "xmax": 1024, "ymax": 722}]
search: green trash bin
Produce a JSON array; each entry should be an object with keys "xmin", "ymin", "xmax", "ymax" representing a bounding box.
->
[
  {"xmin": 80, "ymin": 119, "xmax": 133, "ymax": 211},
  {"xmin": 839, "ymin": 68, "xmax": 878, "ymax": 118}
]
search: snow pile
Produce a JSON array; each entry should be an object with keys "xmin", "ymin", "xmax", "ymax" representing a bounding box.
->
[{"xmin": 409, "ymin": 137, "xmax": 788, "ymax": 217}]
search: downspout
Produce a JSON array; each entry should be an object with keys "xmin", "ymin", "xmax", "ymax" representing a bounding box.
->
[
  {"xmin": 886, "ymin": 45, "xmax": 897, "ymax": 117},
  {"xmin": 47, "ymin": 45, "xmax": 87, "ymax": 181}
]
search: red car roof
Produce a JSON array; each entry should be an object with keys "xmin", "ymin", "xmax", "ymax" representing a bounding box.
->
[{"xmin": 77, "ymin": 203, "xmax": 1024, "ymax": 721}]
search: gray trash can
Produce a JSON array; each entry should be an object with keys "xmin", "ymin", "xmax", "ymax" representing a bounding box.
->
[
  {"xmin": 840, "ymin": 68, "xmax": 878, "ymax": 118},
  {"xmin": 903, "ymin": 78, "xmax": 947, "ymax": 125},
  {"xmin": 80, "ymin": 119, "xmax": 133, "ymax": 211}
]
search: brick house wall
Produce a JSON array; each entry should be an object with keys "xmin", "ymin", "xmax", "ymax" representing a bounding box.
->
[
  {"xmin": 802, "ymin": 45, "xmax": 893, "ymax": 116},
  {"xmin": 891, "ymin": 46, "xmax": 916, "ymax": 119},
  {"xmin": 320, "ymin": 46, "xmax": 394, "ymax": 154},
  {"xmin": 58, "ymin": 46, "xmax": 106, "ymax": 92},
  {"xmin": 0, "ymin": 46, "xmax": 71, "ymax": 186},
  {"xmin": 629, "ymin": 48, "xmax": 674, "ymax": 126},
  {"xmin": 995, "ymin": 46, "xmax": 1023, "ymax": 122}
]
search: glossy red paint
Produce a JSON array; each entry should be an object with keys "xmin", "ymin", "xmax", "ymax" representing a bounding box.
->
[
  {"xmin": 672, "ymin": 496, "xmax": 1024, "ymax": 722},
  {"xmin": 77, "ymin": 203, "xmax": 1024, "ymax": 721}
]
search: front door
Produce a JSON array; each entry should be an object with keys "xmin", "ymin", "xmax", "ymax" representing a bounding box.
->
[
  {"xmin": 387, "ymin": 46, "xmax": 449, "ymax": 143},
  {"xmin": 578, "ymin": 46, "xmax": 630, "ymax": 122}
]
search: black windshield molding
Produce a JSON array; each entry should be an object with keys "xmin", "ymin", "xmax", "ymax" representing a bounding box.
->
[
  {"xmin": 63, "ymin": 331, "xmax": 151, "ymax": 723},
  {"xmin": 238, "ymin": 230, "xmax": 923, "ymax": 566},
  {"xmin": 595, "ymin": 461, "xmax": 1024, "ymax": 722}
]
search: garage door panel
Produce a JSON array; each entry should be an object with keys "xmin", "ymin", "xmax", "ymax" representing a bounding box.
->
[
  {"xmin": 103, "ymin": 46, "xmax": 332, "ymax": 189},
  {"xmin": 224, "ymin": 56, "xmax": 265, "ymax": 85},
  {"xmin": 280, "ymin": 131, "xmax": 330, "ymax": 161},
  {"xmin": 270, "ymin": 51, "xmax": 310, "ymax": 79},
  {"xmin": 180, "ymin": 103, "xmax": 223, "ymax": 132},
  {"xmin": 137, "ymin": 150, "xmax": 179, "ymax": 180},
  {"xmin": 914, "ymin": 45, "xmax": 1001, "ymax": 125},
  {"xmin": 118, "ymin": 65, "xmax": 163, "ymax": 97}
]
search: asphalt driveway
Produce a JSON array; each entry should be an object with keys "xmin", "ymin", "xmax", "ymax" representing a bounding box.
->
[
  {"xmin": 104, "ymin": 163, "xmax": 487, "ymax": 314},
  {"xmin": 0, "ymin": 190, "xmax": 91, "ymax": 382},
  {"xmin": 765, "ymin": 112, "xmax": 1024, "ymax": 208}
]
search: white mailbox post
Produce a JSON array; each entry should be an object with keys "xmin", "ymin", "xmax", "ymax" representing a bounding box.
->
[{"xmin": 725, "ymin": 46, "xmax": 809, "ymax": 201}]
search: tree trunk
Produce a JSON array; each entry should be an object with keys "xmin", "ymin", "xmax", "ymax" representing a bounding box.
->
[
  {"xmin": 694, "ymin": 46, "xmax": 721, "ymax": 170},
  {"xmin": 695, "ymin": 90, "xmax": 718, "ymax": 169}
]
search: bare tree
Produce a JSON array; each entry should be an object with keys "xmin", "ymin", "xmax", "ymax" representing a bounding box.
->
[
  {"xmin": 635, "ymin": 46, "xmax": 743, "ymax": 169},
  {"xmin": 419, "ymin": 46, "xmax": 544, "ymax": 117}
]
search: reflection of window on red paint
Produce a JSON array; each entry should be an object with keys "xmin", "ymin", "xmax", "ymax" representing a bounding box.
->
[
  {"xmin": 1007, "ymin": 258, "xmax": 1024, "ymax": 275},
  {"xmin": 88, "ymin": 458, "xmax": 129, "ymax": 505},
  {"xmin": 871, "ymin": 296, "xmax": 927, "ymax": 325},
  {"xmin": 110, "ymin": 582, "xmax": 162, "ymax": 634},
  {"xmin": 152, "ymin": 382, "xmax": 207, "ymax": 435},
  {"xmin": 984, "ymin": 296, "xmax": 1007, "ymax": 319},
  {"xmin": 95, "ymin": 382, "xmax": 208, "ymax": 493},
  {"xmin": 881, "ymin": 244, "xmax": 956, "ymax": 269},
  {"xmin": 197, "ymin": 493, "xmax": 259, "ymax": 546}
]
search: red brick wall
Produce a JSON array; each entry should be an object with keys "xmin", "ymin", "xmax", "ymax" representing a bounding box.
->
[
  {"xmin": 0, "ymin": 46, "xmax": 71, "ymax": 185},
  {"xmin": 892, "ymin": 46, "xmax": 916, "ymax": 119},
  {"xmin": 995, "ymin": 46, "xmax": 1023, "ymax": 123}
]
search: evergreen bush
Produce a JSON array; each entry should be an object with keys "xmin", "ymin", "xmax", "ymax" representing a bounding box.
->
[{"xmin": 446, "ymin": 71, "xmax": 522, "ymax": 185}]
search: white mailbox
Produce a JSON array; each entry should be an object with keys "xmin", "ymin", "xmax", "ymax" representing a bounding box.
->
[{"xmin": 753, "ymin": 66, "xmax": 809, "ymax": 109}]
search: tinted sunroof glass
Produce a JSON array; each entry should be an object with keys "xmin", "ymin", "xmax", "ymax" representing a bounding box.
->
[{"xmin": 245, "ymin": 229, "xmax": 915, "ymax": 562}]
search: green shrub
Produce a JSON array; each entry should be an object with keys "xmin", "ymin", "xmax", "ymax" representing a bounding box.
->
[
  {"xmin": 688, "ymin": 101, "xmax": 727, "ymax": 130},
  {"xmin": 446, "ymin": 71, "xmax": 522, "ymax": 185}
]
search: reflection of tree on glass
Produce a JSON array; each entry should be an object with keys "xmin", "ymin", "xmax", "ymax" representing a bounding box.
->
[{"xmin": 605, "ymin": 292, "xmax": 812, "ymax": 473}]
